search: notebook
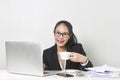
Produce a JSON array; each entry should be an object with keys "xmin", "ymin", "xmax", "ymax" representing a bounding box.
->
[{"xmin": 5, "ymin": 41, "xmax": 58, "ymax": 77}]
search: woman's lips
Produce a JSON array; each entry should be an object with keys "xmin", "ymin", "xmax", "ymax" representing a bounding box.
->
[{"xmin": 57, "ymin": 40, "xmax": 64, "ymax": 44}]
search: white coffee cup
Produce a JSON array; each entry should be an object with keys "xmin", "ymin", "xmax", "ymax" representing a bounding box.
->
[{"xmin": 59, "ymin": 52, "xmax": 70, "ymax": 60}]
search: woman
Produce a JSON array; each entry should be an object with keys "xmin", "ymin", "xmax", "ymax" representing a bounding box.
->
[{"xmin": 43, "ymin": 20, "xmax": 93, "ymax": 71}]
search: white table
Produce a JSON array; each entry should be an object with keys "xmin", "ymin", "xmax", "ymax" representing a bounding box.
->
[{"xmin": 0, "ymin": 70, "xmax": 120, "ymax": 80}]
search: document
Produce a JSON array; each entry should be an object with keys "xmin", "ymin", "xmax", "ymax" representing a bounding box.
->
[
  {"xmin": 86, "ymin": 64, "xmax": 120, "ymax": 72},
  {"xmin": 86, "ymin": 64, "xmax": 120, "ymax": 78}
]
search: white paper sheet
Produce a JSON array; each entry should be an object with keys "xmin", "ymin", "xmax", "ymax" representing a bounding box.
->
[
  {"xmin": 86, "ymin": 65, "xmax": 120, "ymax": 78},
  {"xmin": 86, "ymin": 64, "xmax": 120, "ymax": 72}
]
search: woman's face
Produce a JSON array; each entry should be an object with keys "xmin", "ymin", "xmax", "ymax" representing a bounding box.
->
[{"xmin": 54, "ymin": 24, "xmax": 70, "ymax": 48}]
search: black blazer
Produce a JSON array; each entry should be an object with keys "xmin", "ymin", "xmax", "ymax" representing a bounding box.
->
[{"xmin": 43, "ymin": 43, "xmax": 93, "ymax": 71}]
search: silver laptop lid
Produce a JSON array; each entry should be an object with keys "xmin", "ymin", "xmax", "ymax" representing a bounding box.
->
[{"xmin": 5, "ymin": 41, "xmax": 44, "ymax": 76}]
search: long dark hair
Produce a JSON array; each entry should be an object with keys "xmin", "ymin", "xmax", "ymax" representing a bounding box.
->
[{"xmin": 53, "ymin": 20, "xmax": 78, "ymax": 50}]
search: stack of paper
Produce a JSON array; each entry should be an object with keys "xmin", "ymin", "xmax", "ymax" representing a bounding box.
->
[{"xmin": 86, "ymin": 64, "xmax": 120, "ymax": 78}]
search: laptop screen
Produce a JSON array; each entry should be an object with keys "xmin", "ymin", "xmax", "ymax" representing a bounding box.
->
[{"xmin": 5, "ymin": 41, "xmax": 44, "ymax": 76}]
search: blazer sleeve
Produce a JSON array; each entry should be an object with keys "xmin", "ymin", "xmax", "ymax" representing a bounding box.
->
[
  {"xmin": 43, "ymin": 49, "xmax": 52, "ymax": 70},
  {"xmin": 71, "ymin": 43, "xmax": 93, "ymax": 70}
]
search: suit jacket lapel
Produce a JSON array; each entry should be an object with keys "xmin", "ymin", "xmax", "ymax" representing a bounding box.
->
[{"xmin": 50, "ymin": 45, "xmax": 61, "ymax": 70}]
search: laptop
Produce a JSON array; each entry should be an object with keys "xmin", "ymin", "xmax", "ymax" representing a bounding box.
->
[{"xmin": 5, "ymin": 41, "xmax": 59, "ymax": 77}]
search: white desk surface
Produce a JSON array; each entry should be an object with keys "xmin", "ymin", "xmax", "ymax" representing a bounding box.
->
[{"xmin": 0, "ymin": 70, "xmax": 120, "ymax": 80}]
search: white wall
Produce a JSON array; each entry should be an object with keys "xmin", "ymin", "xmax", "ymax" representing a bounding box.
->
[{"xmin": 0, "ymin": 0, "xmax": 120, "ymax": 69}]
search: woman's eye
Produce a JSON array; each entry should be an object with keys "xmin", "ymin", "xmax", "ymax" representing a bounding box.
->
[
  {"xmin": 63, "ymin": 33, "xmax": 69, "ymax": 35},
  {"xmin": 57, "ymin": 32, "xmax": 61, "ymax": 34}
]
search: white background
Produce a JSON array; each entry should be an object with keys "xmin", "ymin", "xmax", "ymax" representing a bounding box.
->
[{"xmin": 0, "ymin": 0, "xmax": 120, "ymax": 69}]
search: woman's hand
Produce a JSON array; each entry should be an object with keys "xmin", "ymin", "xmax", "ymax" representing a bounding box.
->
[
  {"xmin": 43, "ymin": 64, "xmax": 46, "ymax": 70},
  {"xmin": 69, "ymin": 52, "xmax": 88, "ymax": 64}
]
